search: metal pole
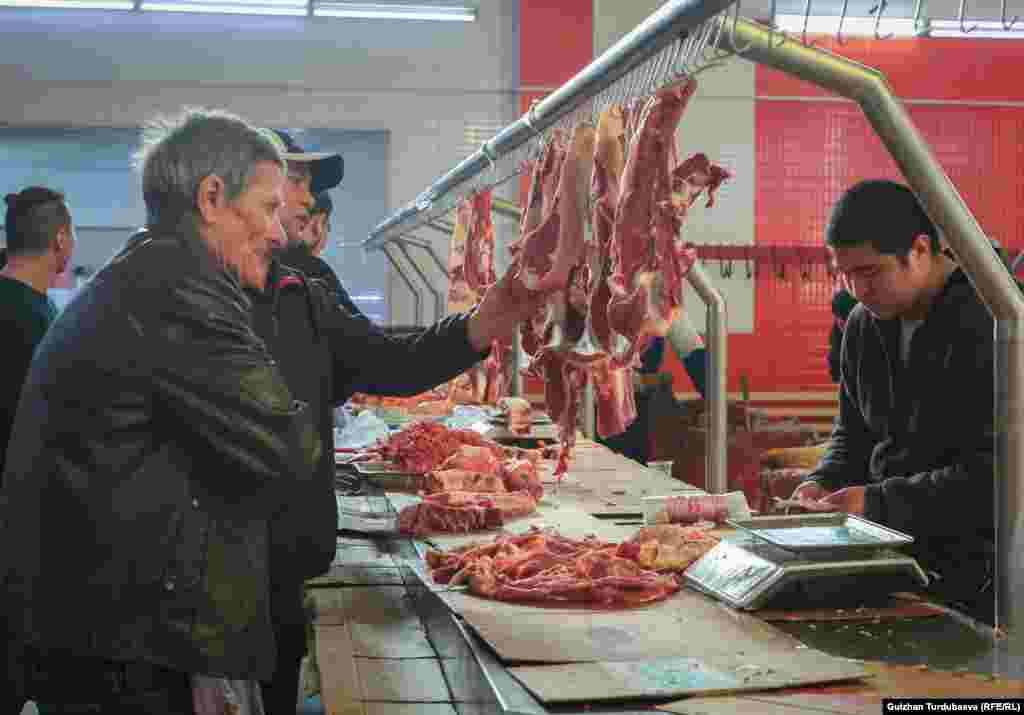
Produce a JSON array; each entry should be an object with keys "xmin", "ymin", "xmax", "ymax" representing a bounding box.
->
[
  {"xmin": 733, "ymin": 16, "xmax": 1024, "ymax": 653},
  {"xmin": 403, "ymin": 237, "xmax": 451, "ymax": 279},
  {"xmin": 491, "ymin": 197, "xmax": 523, "ymax": 221},
  {"xmin": 382, "ymin": 244, "xmax": 423, "ymax": 327},
  {"xmin": 582, "ymin": 381, "xmax": 597, "ymax": 441},
  {"xmin": 684, "ymin": 262, "xmax": 728, "ymax": 495},
  {"xmin": 363, "ymin": 0, "xmax": 735, "ymax": 253},
  {"xmin": 396, "ymin": 240, "xmax": 444, "ymax": 323},
  {"xmin": 511, "ymin": 326, "xmax": 523, "ymax": 398}
]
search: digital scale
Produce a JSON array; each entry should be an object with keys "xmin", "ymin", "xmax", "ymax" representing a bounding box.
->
[{"xmin": 685, "ymin": 513, "xmax": 929, "ymax": 610}]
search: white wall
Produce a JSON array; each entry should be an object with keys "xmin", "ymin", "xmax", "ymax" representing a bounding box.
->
[{"xmin": 0, "ymin": 0, "xmax": 521, "ymax": 325}]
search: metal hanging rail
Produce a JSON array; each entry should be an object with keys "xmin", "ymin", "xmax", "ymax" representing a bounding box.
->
[{"xmin": 362, "ymin": 0, "xmax": 736, "ymax": 252}]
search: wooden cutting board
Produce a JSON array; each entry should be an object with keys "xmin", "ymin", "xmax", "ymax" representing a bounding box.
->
[
  {"xmin": 508, "ymin": 649, "xmax": 867, "ymax": 702},
  {"xmin": 435, "ymin": 586, "xmax": 799, "ymax": 663}
]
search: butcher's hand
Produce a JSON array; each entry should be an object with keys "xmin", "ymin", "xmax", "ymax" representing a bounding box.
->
[
  {"xmin": 467, "ymin": 271, "xmax": 545, "ymax": 352},
  {"xmin": 821, "ymin": 486, "xmax": 866, "ymax": 516},
  {"xmin": 789, "ymin": 481, "xmax": 828, "ymax": 502}
]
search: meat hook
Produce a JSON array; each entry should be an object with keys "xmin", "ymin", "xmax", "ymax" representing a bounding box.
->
[
  {"xmin": 801, "ymin": 0, "xmax": 816, "ymax": 46},
  {"xmin": 799, "ymin": 250, "xmax": 813, "ymax": 282},
  {"xmin": 1002, "ymin": 0, "xmax": 1019, "ymax": 29},
  {"xmin": 725, "ymin": 0, "xmax": 757, "ymax": 54},
  {"xmin": 871, "ymin": 0, "xmax": 894, "ymax": 40},
  {"xmin": 958, "ymin": 0, "xmax": 978, "ymax": 33},
  {"xmin": 835, "ymin": 0, "xmax": 850, "ymax": 44},
  {"xmin": 772, "ymin": 248, "xmax": 786, "ymax": 281}
]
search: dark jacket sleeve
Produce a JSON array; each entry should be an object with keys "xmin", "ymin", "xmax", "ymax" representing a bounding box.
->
[
  {"xmin": 806, "ymin": 314, "xmax": 874, "ymax": 491},
  {"xmin": 827, "ymin": 320, "xmax": 843, "ymax": 383},
  {"xmin": 145, "ymin": 271, "xmax": 319, "ymax": 496},
  {"xmin": 865, "ymin": 313, "xmax": 995, "ymax": 538},
  {"xmin": 319, "ymin": 289, "xmax": 488, "ymax": 403}
]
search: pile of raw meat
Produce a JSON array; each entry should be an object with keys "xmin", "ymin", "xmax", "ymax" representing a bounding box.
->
[
  {"xmin": 445, "ymin": 192, "xmax": 512, "ymax": 406},
  {"xmin": 424, "ymin": 523, "xmax": 719, "ymax": 607},
  {"xmin": 377, "ymin": 421, "xmax": 505, "ymax": 474},
  {"xmin": 503, "ymin": 77, "xmax": 730, "ymax": 478},
  {"xmin": 384, "ymin": 423, "xmax": 550, "ymax": 537}
]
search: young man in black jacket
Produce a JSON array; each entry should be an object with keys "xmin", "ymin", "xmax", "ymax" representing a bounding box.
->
[{"xmin": 791, "ymin": 179, "xmax": 995, "ymax": 622}]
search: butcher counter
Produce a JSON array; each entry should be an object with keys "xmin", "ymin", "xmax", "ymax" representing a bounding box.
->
[{"xmin": 306, "ymin": 439, "xmax": 1024, "ymax": 715}]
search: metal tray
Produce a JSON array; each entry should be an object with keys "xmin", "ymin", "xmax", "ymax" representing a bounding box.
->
[
  {"xmin": 352, "ymin": 461, "xmax": 422, "ymax": 491},
  {"xmin": 354, "ymin": 461, "xmax": 416, "ymax": 475},
  {"xmin": 724, "ymin": 513, "xmax": 913, "ymax": 556}
]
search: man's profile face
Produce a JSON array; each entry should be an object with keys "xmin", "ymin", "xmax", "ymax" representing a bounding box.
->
[
  {"xmin": 218, "ymin": 161, "xmax": 287, "ymax": 290},
  {"xmin": 279, "ymin": 161, "xmax": 314, "ymax": 245}
]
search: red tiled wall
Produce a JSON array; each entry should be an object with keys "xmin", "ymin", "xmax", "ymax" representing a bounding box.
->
[{"xmin": 751, "ymin": 39, "xmax": 1024, "ymax": 391}]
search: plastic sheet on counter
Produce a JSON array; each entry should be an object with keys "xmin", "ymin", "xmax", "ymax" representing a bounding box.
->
[
  {"xmin": 334, "ymin": 410, "xmax": 390, "ymax": 451},
  {"xmin": 443, "ymin": 405, "xmax": 495, "ymax": 434}
]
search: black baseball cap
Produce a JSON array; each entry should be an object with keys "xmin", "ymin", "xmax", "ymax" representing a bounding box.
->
[
  {"xmin": 310, "ymin": 191, "xmax": 333, "ymax": 216},
  {"xmin": 258, "ymin": 128, "xmax": 345, "ymax": 194}
]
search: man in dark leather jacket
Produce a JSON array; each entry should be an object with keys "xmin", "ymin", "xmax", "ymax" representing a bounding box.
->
[{"xmin": 0, "ymin": 110, "xmax": 320, "ymax": 712}]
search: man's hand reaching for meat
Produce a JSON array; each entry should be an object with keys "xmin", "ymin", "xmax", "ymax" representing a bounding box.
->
[{"xmin": 467, "ymin": 271, "xmax": 546, "ymax": 352}]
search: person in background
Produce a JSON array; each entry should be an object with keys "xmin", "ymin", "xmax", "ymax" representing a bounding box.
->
[
  {"xmin": 0, "ymin": 187, "xmax": 74, "ymax": 477},
  {"xmin": 789, "ymin": 179, "xmax": 995, "ymax": 623},
  {"xmin": 2, "ymin": 109, "xmax": 322, "ymax": 713},
  {"xmin": 299, "ymin": 190, "xmax": 331, "ymax": 257},
  {"xmin": 827, "ymin": 286, "xmax": 859, "ymax": 383},
  {"xmin": 0, "ymin": 186, "xmax": 75, "ymax": 715},
  {"xmin": 600, "ymin": 312, "xmax": 708, "ymax": 465},
  {"xmin": 247, "ymin": 128, "xmax": 545, "ymax": 713}
]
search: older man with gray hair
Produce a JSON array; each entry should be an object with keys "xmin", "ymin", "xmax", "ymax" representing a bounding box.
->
[{"xmin": 1, "ymin": 109, "xmax": 319, "ymax": 713}]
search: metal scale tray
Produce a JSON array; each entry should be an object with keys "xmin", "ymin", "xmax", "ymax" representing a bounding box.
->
[{"xmin": 685, "ymin": 513, "xmax": 928, "ymax": 611}]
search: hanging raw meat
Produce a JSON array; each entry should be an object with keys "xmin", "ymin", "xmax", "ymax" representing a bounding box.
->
[
  {"xmin": 445, "ymin": 190, "xmax": 512, "ymax": 406},
  {"xmin": 607, "ymin": 78, "xmax": 698, "ymax": 367},
  {"xmin": 504, "ymin": 79, "xmax": 731, "ymax": 476}
]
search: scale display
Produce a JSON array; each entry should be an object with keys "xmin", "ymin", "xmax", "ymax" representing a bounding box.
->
[{"xmin": 685, "ymin": 528, "xmax": 928, "ymax": 610}]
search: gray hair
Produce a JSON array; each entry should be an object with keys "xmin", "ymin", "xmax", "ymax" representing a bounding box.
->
[{"xmin": 133, "ymin": 108, "xmax": 283, "ymax": 230}]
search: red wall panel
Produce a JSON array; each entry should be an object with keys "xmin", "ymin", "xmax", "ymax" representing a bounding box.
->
[
  {"xmin": 519, "ymin": 0, "xmax": 594, "ymax": 88},
  {"xmin": 753, "ymin": 90, "xmax": 1024, "ymax": 390},
  {"xmin": 757, "ymin": 38, "xmax": 1024, "ymax": 102}
]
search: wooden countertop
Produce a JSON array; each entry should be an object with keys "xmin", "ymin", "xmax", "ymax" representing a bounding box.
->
[{"xmin": 311, "ymin": 440, "xmax": 1020, "ymax": 715}]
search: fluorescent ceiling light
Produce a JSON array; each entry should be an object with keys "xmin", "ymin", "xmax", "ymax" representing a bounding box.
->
[
  {"xmin": 0, "ymin": 0, "xmax": 133, "ymax": 8},
  {"xmin": 142, "ymin": 0, "xmax": 305, "ymax": 13},
  {"xmin": 313, "ymin": 2, "xmax": 474, "ymax": 21},
  {"xmin": 774, "ymin": 13, "xmax": 920, "ymax": 37},
  {"xmin": 927, "ymin": 19, "xmax": 1024, "ymax": 37}
]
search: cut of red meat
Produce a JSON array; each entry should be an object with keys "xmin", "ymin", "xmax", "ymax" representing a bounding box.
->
[
  {"xmin": 397, "ymin": 490, "xmax": 537, "ymax": 537},
  {"xmin": 498, "ymin": 458, "xmax": 544, "ymax": 501},
  {"xmin": 424, "ymin": 469, "xmax": 506, "ymax": 494},
  {"xmin": 380, "ymin": 421, "xmax": 504, "ymax": 474},
  {"xmin": 440, "ymin": 445, "xmax": 501, "ymax": 475}
]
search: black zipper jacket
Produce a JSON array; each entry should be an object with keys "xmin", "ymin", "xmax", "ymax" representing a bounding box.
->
[
  {"xmin": 1, "ymin": 231, "xmax": 319, "ymax": 681},
  {"xmin": 250, "ymin": 245, "xmax": 486, "ymax": 624},
  {"xmin": 808, "ymin": 268, "xmax": 995, "ymax": 569}
]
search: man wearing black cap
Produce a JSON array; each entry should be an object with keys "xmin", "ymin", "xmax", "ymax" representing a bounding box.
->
[
  {"xmin": 247, "ymin": 130, "xmax": 540, "ymax": 712},
  {"xmin": 259, "ymin": 129, "xmax": 365, "ymax": 318}
]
